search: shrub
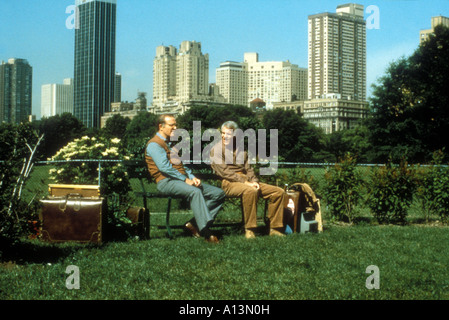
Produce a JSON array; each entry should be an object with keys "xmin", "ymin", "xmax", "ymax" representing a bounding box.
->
[
  {"xmin": 416, "ymin": 150, "xmax": 449, "ymax": 223},
  {"xmin": 0, "ymin": 122, "xmax": 43, "ymax": 243},
  {"xmin": 367, "ymin": 158, "xmax": 416, "ymax": 224},
  {"xmin": 323, "ymin": 153, "xmax": 363, "ymax": 223}
]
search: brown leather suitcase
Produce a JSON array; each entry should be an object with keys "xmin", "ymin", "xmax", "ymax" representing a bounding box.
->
[
  {"xmin": 39, "ymin": 195, "xmax": 106, "ymax": 243},
  {"xmin": 126, "ymin": 207, "xmax": 150, "ymax": 239}
]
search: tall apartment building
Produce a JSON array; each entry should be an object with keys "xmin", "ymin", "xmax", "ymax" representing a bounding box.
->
[
  {"xmin": 74, "ymin": 0, "xmax": 117, "ymax": 128},
  {"xmin": 41, "ymin": 78, "xmax": 74, "ymax": 118},
  {"xmin": 0, "ymin": 58, "xmax": 33, "ymax": 124},
  {"xmin": 153, "ymin": 45, "xmax": 178, "ymax": 107},
  {"xmin": 308, "ymin": 3, "xmax": 366, "ymax": 101},
  {"xmin": 420, "ymin": 16, "xmax": 449, "ymax": 44},
  {"xmin": 153, "ymin": 41, "xmax": 209, "ymax": 108},
  {"xmin": 215, "ymin": 61, "xmax": 248, "ymax": 106},
  {"xmin": 216, "ymin": 53, "xmax": 307, "ymax": 108}
]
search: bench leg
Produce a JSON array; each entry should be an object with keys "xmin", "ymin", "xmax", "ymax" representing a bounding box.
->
[
  {"xmin": 142, "ymin": 194, "xmax": 150, "ymax": 239},
  {"xmin": 166, "ymin": 197, "xmax": 173, "ymax": 238},
  {"xmin": 143, "ymin": 207, "xmax": 150, "ymax": 239}
]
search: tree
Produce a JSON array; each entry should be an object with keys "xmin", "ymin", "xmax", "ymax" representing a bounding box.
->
[
  {"xmin": 368, "ymin": 25, "xmax": 449, "ymax": 163},
  {"xmin": 35, "ymin": 113, "xmax": 87, "ymax": 160},
  {"xmin": 177, "ymin": 104, "xmax": 256, "ymax": 131},
  {"xmin": 101, "ymin": 114, "xmax": 131, "ymax": 140},
  {"xmin": 262, "ymin": 109, "xmax": 327, "ymax": 162},
  {"xmin": 123, "ymin": 112, "xmax": 159, "ymax": 158}
]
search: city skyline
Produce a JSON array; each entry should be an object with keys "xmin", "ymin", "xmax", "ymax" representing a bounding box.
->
[{"xmin": 1, "ymin": 0, "xmax": 448, "ymax": 119}]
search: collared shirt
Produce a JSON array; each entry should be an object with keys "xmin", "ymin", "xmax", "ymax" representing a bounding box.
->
[{"xmin": 146, "ymin": 132, "xmax": 195, "ymax": 181}]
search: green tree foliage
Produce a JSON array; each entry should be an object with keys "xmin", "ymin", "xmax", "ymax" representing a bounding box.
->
[
  {"xmin": 122, "ymin": 112, "xmax": 159, "ymax": 158},
  {"xmin": 368, "ymin": 25, "xmax": 449, "ymax": 163},
  {"xmin": 177, "ymin": 104, "xmax": 255, "ymax": 131},
  {"xmin": 262, "ymin": 108, "xmax": 327, "ymax": 162},
  {"xmin": 326, "ymin": 125, "xmax": 371, "ymax": 163},
  {"xmin": 101, "ymin": 114, "xmax": 131, "ymax": 140},
  {"xmin": 34, "ymin": 113, "xmax": 87, "ymax": 160}
]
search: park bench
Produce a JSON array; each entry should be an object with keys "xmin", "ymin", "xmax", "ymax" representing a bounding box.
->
[{"xmin": 124, "ymin": 160, "xmax": 268, "ymax": 239}]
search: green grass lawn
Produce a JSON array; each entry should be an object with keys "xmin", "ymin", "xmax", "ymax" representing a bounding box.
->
[
  {"xmin": 2, "ymin": 223, "xmax": 449, "ymax": 300},
  {"xmin": 5, "ymin": 164, "xmax": 448, "ymax": 301}
]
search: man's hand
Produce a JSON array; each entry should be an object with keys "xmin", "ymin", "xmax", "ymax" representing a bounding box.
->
[
  {"xmin": 245, "ymin": 181, "xmax": 260, "ymax": 190},
  {"xmin": 185, "ymin": 178, "xmax": 202, "ymax": 187},
  {"xmin": 192, "ymin": 178, "xmax": 202, "ymax": 187}
]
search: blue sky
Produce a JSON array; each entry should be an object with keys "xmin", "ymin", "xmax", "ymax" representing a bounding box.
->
[{"xmin": 1, "ymin": 0, "xmax": 448, "ymax": 119}]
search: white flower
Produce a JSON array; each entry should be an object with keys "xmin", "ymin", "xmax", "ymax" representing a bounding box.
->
[{"xmin": 111, "ymin": 138, "xmax": 121, "ymax": 144}]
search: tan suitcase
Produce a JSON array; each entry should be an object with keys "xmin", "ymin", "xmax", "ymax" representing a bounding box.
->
[{"xmin": 48, "ymin": 184, "xmax": 100, "ymax": 198}]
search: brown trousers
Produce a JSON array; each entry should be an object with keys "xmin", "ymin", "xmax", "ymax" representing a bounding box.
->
[{"xmin": 222, "ymin": 180, "xmax": 286, "ymax": 229}]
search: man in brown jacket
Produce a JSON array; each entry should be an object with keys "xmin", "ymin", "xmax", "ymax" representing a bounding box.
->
[{"xmin": 210, "ymin": 121, "xmax": 286, "ymax": 238}]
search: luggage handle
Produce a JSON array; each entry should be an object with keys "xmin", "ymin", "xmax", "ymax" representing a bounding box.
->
[{"xmin": 58, "ymin": 193, "xmax": 82, "ymax": 213}]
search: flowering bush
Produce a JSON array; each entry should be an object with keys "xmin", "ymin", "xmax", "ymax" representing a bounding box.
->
[
  {"xmin": 49, "ymin": 136, "xmax": 130, "ymax": 195},
  {"xmin": 49, "ymin": 136, "xmax": 133, "ymax": 237}
]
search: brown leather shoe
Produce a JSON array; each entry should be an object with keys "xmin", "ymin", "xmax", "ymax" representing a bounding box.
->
[
  {"xmin": 184, "ymin": 222, "xmax": 201, "ymax": 238},
  {"xmin": 205, "ymin": 235, "xmax": 220, "ymax": 243}
]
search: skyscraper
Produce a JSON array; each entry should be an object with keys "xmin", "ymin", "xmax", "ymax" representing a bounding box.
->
[
  {"xmin": 152, "ymin": 41, "xmax": 209, "ymax": 108},
  {"xmin": 308, "ymin": 3, "xmax": 366, "ymax": 101},
  {"xmin": 74, "ymin": 0, "xmax": 117, "ymax": 128},
  {"xmin": 0, "ymin": 58, "xmax": 33, "ymax": 124}
]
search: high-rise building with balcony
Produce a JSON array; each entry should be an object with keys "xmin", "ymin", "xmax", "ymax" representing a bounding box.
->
[
  {"xmin": 0, "ymin": 58, "xmax": 33, "ymax": 124},
  {"xmin": 308, "ymin": 3, "xmax": 366, "ymax": 101},
  {"xmin": 74, "ymin": 0, "xmax": 117, "ymax": 128}
]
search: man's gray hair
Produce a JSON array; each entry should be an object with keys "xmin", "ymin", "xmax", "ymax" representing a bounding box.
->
[{"xmin": 221, "ymin": 121, "xmax": 239, "ymax": 132}]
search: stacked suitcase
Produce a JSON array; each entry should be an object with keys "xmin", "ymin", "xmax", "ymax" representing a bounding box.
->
[{"xmin": 39, "ymin": 184, "xmax": 106, "ymax": 243}]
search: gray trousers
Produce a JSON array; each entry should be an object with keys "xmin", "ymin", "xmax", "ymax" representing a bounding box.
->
[{"xmin": 157, "ymin": 178, "xmax": 226, "ymax": 231}]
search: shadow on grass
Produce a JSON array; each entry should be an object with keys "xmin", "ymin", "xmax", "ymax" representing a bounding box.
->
[{"xmin": 0, "ymin": 237, "xmax": 99, "ymax": 266}]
